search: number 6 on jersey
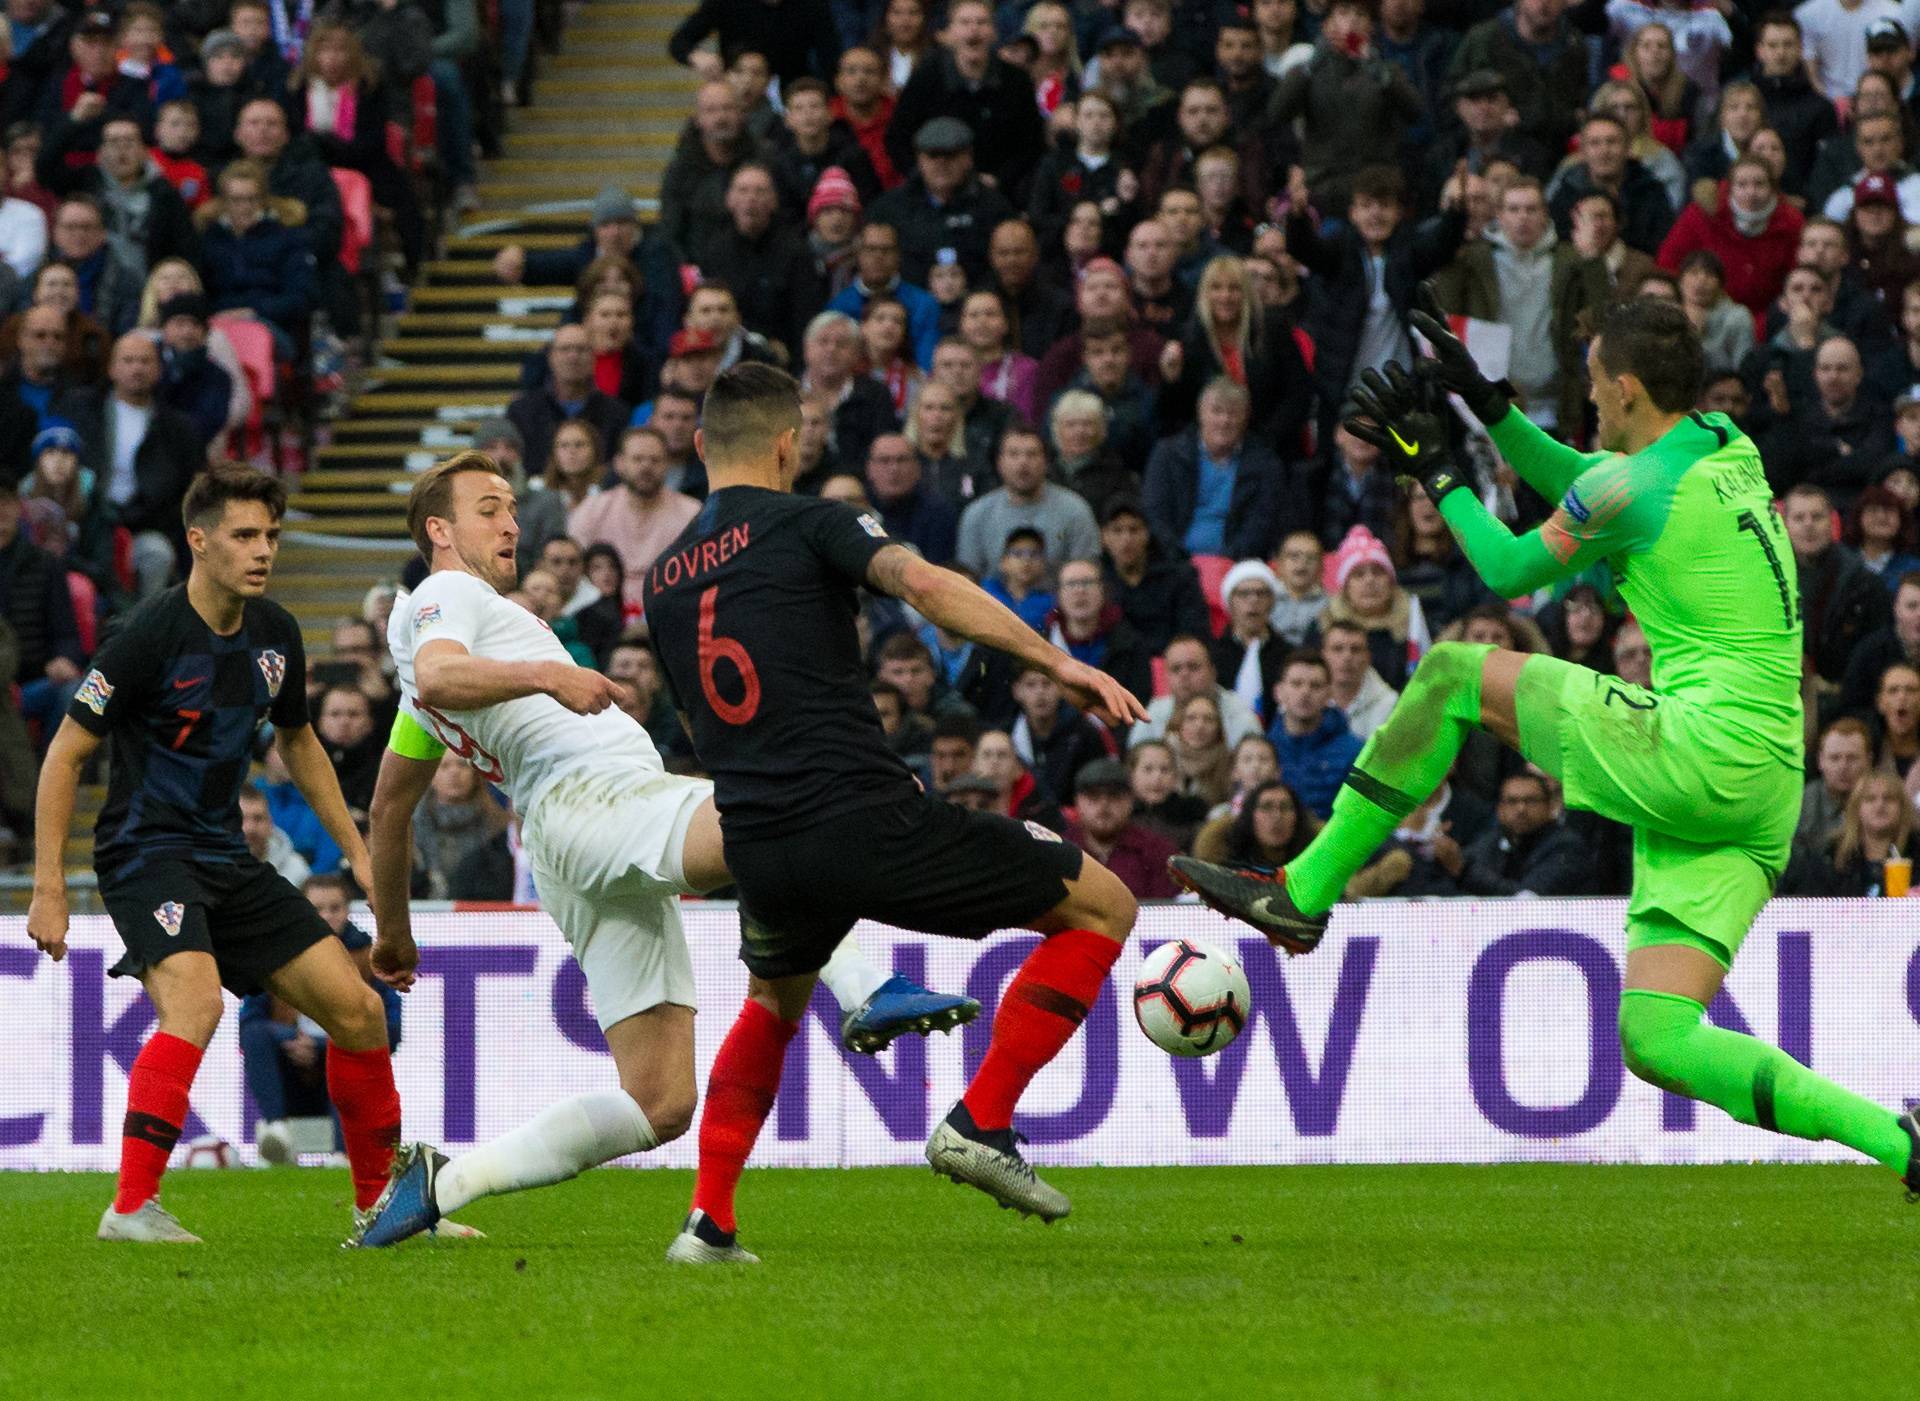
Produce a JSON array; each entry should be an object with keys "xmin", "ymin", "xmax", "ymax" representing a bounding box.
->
[{"xmin": 698, "ymin": 585, "xmax": 761, "ymax": 726}]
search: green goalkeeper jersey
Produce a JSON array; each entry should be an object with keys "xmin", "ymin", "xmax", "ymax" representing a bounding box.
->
[{"xmin": 1441, "ymin": 410, "xmax": 1803, "ymax": 769}]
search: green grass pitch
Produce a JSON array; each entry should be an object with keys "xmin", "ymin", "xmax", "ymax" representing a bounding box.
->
[{"xmin": 6, "ymin": 1164, "xmax": 1913, "ymax": 1399}]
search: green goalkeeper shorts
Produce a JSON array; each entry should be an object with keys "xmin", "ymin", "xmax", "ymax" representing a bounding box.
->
[{"xmin": 1511, "ymin": 655, "xmax": 1801, "ymax": 966}]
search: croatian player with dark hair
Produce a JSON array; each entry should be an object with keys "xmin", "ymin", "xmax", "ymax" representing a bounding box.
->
[
  {"xmin": 353, "ymin": 450, "xmax": 975, "ymax": 1249},
  {"xmin": 24, "ymin": 468, "xmax": 458, "ymax": 1244},
  {"xmin": 644, "ymin": 364, "xmax": 1150, "ymax": 1263}
]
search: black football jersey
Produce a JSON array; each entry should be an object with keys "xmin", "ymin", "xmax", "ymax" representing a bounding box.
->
[
  {"xmin": 645, "ymin": 486, "xmax": 919, "ymax": 837},
  {"xmin": 70, "ymin": 586, "xmax": 309, "ymax": 877}
]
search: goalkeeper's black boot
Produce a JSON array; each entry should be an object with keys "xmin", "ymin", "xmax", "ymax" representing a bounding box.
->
[{"xmin": 1166, "ymin": 856, "xmax": 1327, "ymax": 955}]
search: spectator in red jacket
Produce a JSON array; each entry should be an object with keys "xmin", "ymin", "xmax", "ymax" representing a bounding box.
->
[
  {"xmin": 1656, "ymin": 155, "xmax": 1804, "ymax": 318},
  {"xmin": 830, "ymin": 46, "xmax": 900, "ymax": 190}
]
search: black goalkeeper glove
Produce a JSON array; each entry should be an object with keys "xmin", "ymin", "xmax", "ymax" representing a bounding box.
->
[
  {"xmin": 1343, "ymin": 361, "xmax": 1468, "ymax": 509},
  {"xmin": 1407, "ymin": 281, "xmax": 1512, "ymax": 427}
]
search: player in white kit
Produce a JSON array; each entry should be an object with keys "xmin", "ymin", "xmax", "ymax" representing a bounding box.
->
[{"xmin": 357, "ymin": 452, "xmax": 975, "ymax": 1247}]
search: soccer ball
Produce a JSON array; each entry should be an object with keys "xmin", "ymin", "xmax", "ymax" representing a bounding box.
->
[
  {"xmin": 1132, "ymin": 939, "xmax": 1250, "ymax": 1057},
  {"xmin": 180, "ymin": 1135, "xmax": 236, "ymax": 1169}
]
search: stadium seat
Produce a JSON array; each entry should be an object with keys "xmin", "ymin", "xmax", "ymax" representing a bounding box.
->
[
  {"xmin": 65, "ymin": 572, "xmax": 96, "ymax": 654},
  {"xmin": 212, "ymin": 313, "xmax": 278, "ymax": 461},
  {"xmin": 110, "ymin": 527, "xmax": 134, "ymax": 596},
  {"xmin": 330, "ymin": 167, "xmax": 374, "ymax": 277},
  {"xmin": 409, "ymin": 74, "xmax": 439, "ymax": 175},
  {"xmin": 1190, "ymin": 554, "xmax": 1233, "ymax": 637},
  {"xmin": 1150, "ymin": 655, "xmax": 1168, "ymax": 698}
]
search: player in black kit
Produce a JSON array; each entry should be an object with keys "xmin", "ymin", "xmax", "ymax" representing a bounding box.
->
[
  {"xmin": 647, "ymin": 365, "xmax": 1147, "ymax": 1263},
  {"xmin": 25, "ymin": 468, "xmax": 404, "ymax": 1246}
]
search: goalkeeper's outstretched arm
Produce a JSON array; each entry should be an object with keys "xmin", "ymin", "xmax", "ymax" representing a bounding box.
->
[
  {"xmin": 1439, "ymin": 451, "xmax": 1658, "ymax": 598},
  {"xmin": 1438, "ymin": 489, "xmax": 1578, "ymax": 597},
  {"xmin": 1486, "ymin": 411, "xmax": 1611, "ymax": 505}
]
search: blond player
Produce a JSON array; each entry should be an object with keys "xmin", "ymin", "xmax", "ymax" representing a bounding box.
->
[{"xmin": 356, "ymin": 452, "xmax": 975, "ymax": 1247}]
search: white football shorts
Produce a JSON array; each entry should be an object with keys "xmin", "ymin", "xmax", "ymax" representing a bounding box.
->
[{"xmin": 521, "ymin": 766, "xmax": 714, "ymax": 1029}]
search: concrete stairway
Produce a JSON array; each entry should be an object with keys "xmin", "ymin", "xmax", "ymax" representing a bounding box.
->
[
  {"xmin": 281, "ymin": 0, "xmax": 697, "ymax": 641},
  {"xmin": 21, "ymin": 2, "xmax": 699, "ymax": 898}
]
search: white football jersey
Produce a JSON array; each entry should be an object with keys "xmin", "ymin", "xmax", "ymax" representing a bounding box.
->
[{"xmin": 388, "ymin": 569, "xmax": 665, "ymax": 813}]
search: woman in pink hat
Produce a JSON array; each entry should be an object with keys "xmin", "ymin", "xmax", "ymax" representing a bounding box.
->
[
  {"xmin": 807, "ymin": 167, "xmax": 864, "ymax": 299},
  {"xmin": 1317, "ymin": 524, "xmax": 1429, "ymax": 689}
]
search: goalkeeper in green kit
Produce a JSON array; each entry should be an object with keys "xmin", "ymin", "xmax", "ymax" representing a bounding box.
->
[{"xmin": 1170, "ymin": 292, "xmax": 1920, "ymax": 1196}]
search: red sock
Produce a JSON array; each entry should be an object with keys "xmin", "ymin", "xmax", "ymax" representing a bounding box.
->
[
  {"xmin": 691, "ymin": 999, "xmax": 798, "ymax": 1234},
  {"xmin": 115, "ymin": 1032, "xmax": 204, "ymax": 1213},
  {"xmin": 963, "ymin": 930, "xmax": 1121, "ymax": 1131},
  {"xmin": 326, "ymin": 1044, "xmax": 402, "ymax": 1209}
]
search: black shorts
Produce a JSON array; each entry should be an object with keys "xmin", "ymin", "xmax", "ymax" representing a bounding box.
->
[
  {"xmin": 101, "ymin": 855, "xmax": 337, "ymax": 997},
  {"xmin": 723, "ymin": 795, "xmax": 1084, "ymax": 979}
]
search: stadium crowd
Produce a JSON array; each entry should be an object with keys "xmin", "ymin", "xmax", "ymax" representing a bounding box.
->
[
  {"xmin": 0, "ymin": 0, "xmax": 517, "ymax": 845},
  {"xmin": 15, "ymin": 0, "xmax": 1920, "ymax": 907}
]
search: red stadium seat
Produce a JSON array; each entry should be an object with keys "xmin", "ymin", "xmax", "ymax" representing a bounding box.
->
[
  {"xmin": 66, "ymin": 572, "xmax": 96, "ymax": 654},
  {"xmin": 1150, "ymin": 654, "xmax": 1168, "ymax": 698},
  {"xmin": 1190, "ymin": 553, "xmax": 1233, "ymax": 637},
  {"xmin": 410, "ymin": 74, "xmax": 438, "ymax": 172},
  {"xmin": 110, "ymin": 527, "xmax": 133, "ymax": 595},
  {"xmin": 213, "ymin": 313, "xmax": 277, "ymax": 403},
  {"xmin": 212, "ymin": 313, "xmax": 278, "ymax": 460},
  {"xmin": 330, "ymin": 167, "xmax": 374, "ymax": 276}
]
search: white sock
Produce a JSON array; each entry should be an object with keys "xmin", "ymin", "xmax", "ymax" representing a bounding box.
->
[
  {"xmin": 434, "ymin": 1090, "xmax": 657, "ymax": 1216},
  {"xmin": 816, "ymin": 937, "xmax": 892, "ymax": 1011}
]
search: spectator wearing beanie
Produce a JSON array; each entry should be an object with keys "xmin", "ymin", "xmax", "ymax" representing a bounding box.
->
[
  {"xmin": 495, "ymin": 186, "xmax": 685, "ymax": 360},
  {"xmin": 1312, "ymin": 524, "xmax": 1429, "ymax": 689},
  {"xmin": 22, "ymin": 421, "xmax": 116, "ymax": 591},
  {"xmin": 806, "ymin": 167, "xmax": 863, "ymax": 301},
  {"xmin": 1844, "ymin": 171, "xmax": 1920, "ymax": 312},
  {"xmin": 1210, "ymin": 558, "xmax": 1290, "ymax": 724},
  {"xmin": 153, "ymin": 292, "xmax": 234, "ymax": 456},
  {"xmin": 0, "ymin": 464, "xmax": 87, "ymax": 740}
]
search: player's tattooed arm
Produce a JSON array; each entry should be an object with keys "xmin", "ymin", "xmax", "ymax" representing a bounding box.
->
[
  {"xmin": 865, "ymin": 545, "xmax": 1150, "ymax": 725},
  {"xmin": 366, "ymin": 747, "xmax": 440, "ymax": 991},
  {"xmin": 26, "ymin": 719, "xmax": 101, "ymax": 962},
  {"xmin": 863, "ymin": 543, "xmax": 919, "ymax": 600}
]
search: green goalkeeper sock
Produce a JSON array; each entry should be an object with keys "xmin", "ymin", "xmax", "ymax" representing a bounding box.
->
[
  {"xmin": 1284, "ymin": 641, "xmax": 1495, "ymax": 915},
  {"xmin": 1620, "ymin": 989, "xmax": 1912, "ymax": 1173}
]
